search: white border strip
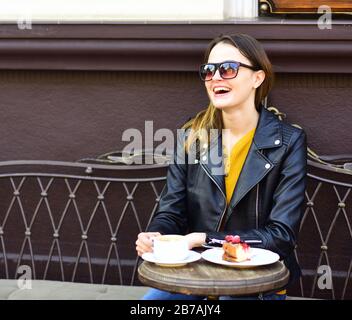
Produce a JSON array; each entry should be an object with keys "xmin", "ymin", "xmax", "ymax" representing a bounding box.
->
[{"xmin": 0, "ymin": 0, "xmax": 224, "ymax": 22}]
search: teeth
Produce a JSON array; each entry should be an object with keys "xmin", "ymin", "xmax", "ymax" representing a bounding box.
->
[{"xmin": 213, "ymin": 87, "xmax": 231, "ymax": 93}]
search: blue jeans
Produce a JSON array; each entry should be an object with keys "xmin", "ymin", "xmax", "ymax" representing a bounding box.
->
[{"xmin": 142, "ymin": 288, "xmax": 286, "ymax": 300}]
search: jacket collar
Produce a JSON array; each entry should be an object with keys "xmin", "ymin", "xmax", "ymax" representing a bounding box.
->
[{"xmin": 253, "ymin": 107, "xmax": 283, "ymax": 149}]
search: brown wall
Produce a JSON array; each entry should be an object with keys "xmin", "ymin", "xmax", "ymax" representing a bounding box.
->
[
  {"xmin": 0, "ymin": 71, "xmax": 207, "ymax": 161},
  {"xmin": 0, "ymin": 71, "xmax": 351, "ymax": 161},
  {"xmin": 0, "ymin": 22, "xmax": 351, "ymax": 161}
]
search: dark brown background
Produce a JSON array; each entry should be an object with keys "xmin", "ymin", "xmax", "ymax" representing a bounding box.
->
[{"xmin": 0, "ymin": 21, "xmax": 351, "ymax": 161}]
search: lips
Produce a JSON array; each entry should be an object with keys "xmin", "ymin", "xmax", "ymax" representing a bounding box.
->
[{"xmin": 213, "ymin": 86, "xmax": 232, "ymax": 97}]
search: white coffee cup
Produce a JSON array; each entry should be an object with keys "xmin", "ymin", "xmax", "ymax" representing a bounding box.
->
[{"xmin": 153, "ymin": 235, "xmax": 189, "ymax": 262}]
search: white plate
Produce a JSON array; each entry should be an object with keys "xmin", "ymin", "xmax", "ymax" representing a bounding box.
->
[
  {"xmin": 142, "ymin": 250, "xmax": 201, "ymax": 267},
  {"xmin": 201, "ymin": 247, "xmax": 280, "ymax": 268}
]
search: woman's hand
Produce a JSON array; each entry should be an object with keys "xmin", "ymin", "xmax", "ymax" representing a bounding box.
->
[
  {"xmin": 184, "ymin": 232, "xmax": 206, "ymax": 249},
  {"xmin": 135, "ymin": 232, "xmax": 161, "ymax": 257}
]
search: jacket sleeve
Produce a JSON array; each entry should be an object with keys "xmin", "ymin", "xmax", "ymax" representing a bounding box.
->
[
  {"xmin": 207, "ymin": 130, "xmax": 307, "ymax": 259},
  {"xmin": 146, "ymin": 131, "xmax": 189, "ymax": 235}
]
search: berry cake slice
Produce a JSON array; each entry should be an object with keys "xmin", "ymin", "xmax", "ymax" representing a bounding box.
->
[{"xmin": 222, "ymin": 235, "xmax": 251, "ymax": 262}]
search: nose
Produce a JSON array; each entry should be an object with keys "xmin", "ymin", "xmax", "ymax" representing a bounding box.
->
[{"xmin": 212, "ymin": 68, "xmax": 222, "ymax": 80}]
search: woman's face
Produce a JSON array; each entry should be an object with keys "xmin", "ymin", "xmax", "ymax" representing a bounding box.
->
[{"xmin": 205, "ymin": 42, "xmax": 262, "ymax": 111}]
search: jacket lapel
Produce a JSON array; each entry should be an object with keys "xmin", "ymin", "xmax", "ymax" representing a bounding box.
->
[
  {"xmin": 200, "ymin": 133, "xmax": 226, "ymax": 196},
  {"xmin": 200, "ymin": 107, "xmax": 283, "ymax": 215},
  {"xmin": 227, "ymin": 142, "xmax": 271, "ymax": 211},
  {"xmin": 227, "ymin": 108, "xmax": 282, "ymax": 210}
]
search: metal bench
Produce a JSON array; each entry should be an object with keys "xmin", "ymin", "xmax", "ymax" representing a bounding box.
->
[{"xmin": 0, "ymin": 152, "xmax": 351, "ymax": 299}]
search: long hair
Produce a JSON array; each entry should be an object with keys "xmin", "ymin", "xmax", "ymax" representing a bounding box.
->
[{"xmin": 183, "ymin": 34, "xmax": 274, "ymax": 152}]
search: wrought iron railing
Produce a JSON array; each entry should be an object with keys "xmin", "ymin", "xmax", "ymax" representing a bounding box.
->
[
  {"xmin": 293, "ymin": 158, "xmax": 352, "ymax": 299},
  {"xmin": 0, "ymin": 155, "xmax": 351, "ymax": 299},
  {"xmin": 0, "ymin": 160, "xmax": 168, "ymax": 286}
]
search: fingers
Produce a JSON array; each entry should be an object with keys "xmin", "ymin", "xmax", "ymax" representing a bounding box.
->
[
  {"xmin": 135, "ymin": 232, "xmax": 161, "ymax": 256},
  {"xmin": 184, "ymin": 233, "xmax": 196, "ymax": 250},
  {"xmin": 184, "ymin": 232, "xmax": 206, "ymax": 249},
  {"xmin": 136, "ymin": 232, "xmax": 160, "ymax": 256}
]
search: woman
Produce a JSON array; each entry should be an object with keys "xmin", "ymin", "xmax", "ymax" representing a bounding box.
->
[{"xmin": 135, "ymin": 34, "xmax": 307, "ymax": 300}]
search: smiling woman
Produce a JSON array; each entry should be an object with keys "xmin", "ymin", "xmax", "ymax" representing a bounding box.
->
[
  {"xmin": 136, "ymin": 33, "xmax": 307, "ymax": 300},
  {"xmin": 0, "ymin": 0, "xmax": 224, "ymax": 22}
]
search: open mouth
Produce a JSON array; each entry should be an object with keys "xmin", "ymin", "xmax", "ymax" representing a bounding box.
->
[{"xmin": 213, "ymin": 87, "xmax": 231, "ymax": 96}]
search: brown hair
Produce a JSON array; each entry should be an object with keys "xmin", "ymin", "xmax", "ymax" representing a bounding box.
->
[{"xmin": 183, "ymin": 34, "xmax": 274, "ymax": 151}]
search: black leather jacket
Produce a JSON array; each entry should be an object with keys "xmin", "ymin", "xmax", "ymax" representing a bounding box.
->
[{"xmin": 148, "ymin": 107, "xmax": 307, "ymax": 285}]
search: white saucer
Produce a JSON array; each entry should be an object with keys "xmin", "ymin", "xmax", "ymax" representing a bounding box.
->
[
  {"xmin": 142, "ymin": 250, "xmax": 201, "ymax": 267},
  {"xmin": 201, "ymin": 248, "xmax": 280, "ymax": 268}
]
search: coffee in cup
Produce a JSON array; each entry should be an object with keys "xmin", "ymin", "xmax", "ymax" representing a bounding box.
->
[{"xmin": 153, "ymin": 235, "xmax": 189, "ymax": 262}]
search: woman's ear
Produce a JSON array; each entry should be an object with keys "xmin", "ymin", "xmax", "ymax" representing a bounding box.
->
[{"xmin": 253, "ymin": 70, "xmax": 266, "ymax": 89}]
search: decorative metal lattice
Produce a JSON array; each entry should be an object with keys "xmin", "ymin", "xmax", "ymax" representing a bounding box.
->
[
  {"xmin": 294, "ymin": 159, "xmax": 352, "ymax": 299},
  {"xmin": 0, "ymin": 157, "xmax": 351, "ymax": 299},
  {"xmin": 0, "ymin": 160, "xmax": 168, "ymax": 286}
]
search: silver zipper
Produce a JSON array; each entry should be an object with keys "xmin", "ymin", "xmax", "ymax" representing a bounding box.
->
[
  {"xmin": 200, "ymin": 162, "xmax": 227, "ymax": 231},
  {"xmin": 256, "ymin": 149, "xmax": 265, "ymax": 230},
  {"xmin": 256, "ymin": 183, "xmax": 260, "ymax": 229}
]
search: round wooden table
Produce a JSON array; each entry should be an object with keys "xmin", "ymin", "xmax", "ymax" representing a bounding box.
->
[{"xmin": 138, "ymin": 258, "xmax": 289, "ymax": 298}]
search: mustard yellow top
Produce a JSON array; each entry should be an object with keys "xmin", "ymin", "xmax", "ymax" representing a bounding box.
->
[
  {"xmin": 223, "ymin": 128, "xmax": 287, "ymax": 296},
  {"xmin": 224, "ymin": 128, "xmax": 256, "ymax": 205}
]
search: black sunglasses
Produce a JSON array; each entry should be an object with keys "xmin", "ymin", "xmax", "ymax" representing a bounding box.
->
[{"xmin": 199, "ymin": 60, "xmax": 258, "ymax": 81}]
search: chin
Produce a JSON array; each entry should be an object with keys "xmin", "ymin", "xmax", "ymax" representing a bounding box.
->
[
  {"xmin": 210, "ymin": 94, "xmax": 238, "ymax": 109},
  {"xmin": 212, "ymin": 101, "xmax": 236, "ymax": 110}
]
